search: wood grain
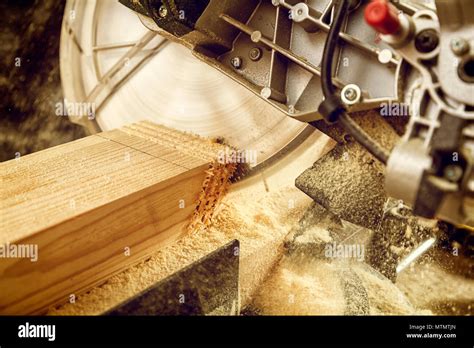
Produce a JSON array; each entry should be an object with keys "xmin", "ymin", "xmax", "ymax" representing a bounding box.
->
[{"xmin": 0, "ymin": 121, "xmax": 235, "ymax": 314}]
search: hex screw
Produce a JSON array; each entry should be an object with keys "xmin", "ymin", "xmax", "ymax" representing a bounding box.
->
[
  {"xmin": 344, "ymin": 88, "xmax": 357, "ymax": 101},
  {"xmin": 415, "ymin": 29, "xmax": 439, "ymax": 54},
  {"xmin": 249, "ymin": 47, "xmax": 262, "ymax": 61},
  {"xmin": 341, "ymin": 84, "xmax": 361, "ymax": 105},
  {"xmin": 451, "ymin": 38, "xmax": 469, "ymax": 56}
]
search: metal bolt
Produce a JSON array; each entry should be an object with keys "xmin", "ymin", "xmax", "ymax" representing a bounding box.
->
[
  {"xmin": 344, "ymin": 88, "xmax": 357, "ymax": 101},
  {"xmin": 230, "ymin": 56, "xmax": 242, "ymax": 69},
  {"xmin": 249, "ymin": 47, "xmax": 262, "ymax": 61},
  {"xmin": 450, "ymin": 38, "xmax": 469, "ymax": 56},
  {"xmin": 443, "ymin": 164, "xmax": 464, "ymax": 183},
  {"xmin": 415, "ymin": 29, "xmax": 439, "ymax": 54},
  {"xmin": 341, "ymin": 84, "xmax": 361, "ymax": 105},
  {"xmin": 158, "ymin": 5, "xmax": 168, "ymax": 18},
  {"xmin": 378, "ymin": 49, "xmax": 393, "ymax": 64},
  {"xmin": 251, "ymin": 31, "xmax": 262, "ymax": 43}
]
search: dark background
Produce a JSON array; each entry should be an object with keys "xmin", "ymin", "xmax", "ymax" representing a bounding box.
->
[{"xmin": 0, "ymin": 0, "xmax": 86, "ymax": 162}]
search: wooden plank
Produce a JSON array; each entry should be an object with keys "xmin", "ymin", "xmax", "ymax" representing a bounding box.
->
[{"xmin": 0, "ymin": 121, "xmax": 236, "ymax": 314}]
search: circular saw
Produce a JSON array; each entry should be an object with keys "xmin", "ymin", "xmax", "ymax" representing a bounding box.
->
[{"xmin": 59, "ymin": 0, "xmax": 309, "ymax": 168}]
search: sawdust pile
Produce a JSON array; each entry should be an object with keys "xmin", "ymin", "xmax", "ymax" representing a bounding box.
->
[
  {"xmin": 48, "ymin": 186, "xmax": 310, "ymax": 315},
  {"xmin": 293, "ymin": 225, "xmax": 332, "ymax": 245},
  {"xmin": 252, "ymin": 258, "xmax": 346, "ymax": 315},
  {"xmin": 396, "ymin": 251, "xmax": 474, "ymax": 315},
  {"xmin": 253, "ymin": 256, "xmax": 428, "ymax": 315},
  {"xmin": 252, "ymin": 199, "xmax": 431, "ymax": 316},
  {"xmin": 350, "ymin": 263, "xmax": 424, "ymax": 315}
]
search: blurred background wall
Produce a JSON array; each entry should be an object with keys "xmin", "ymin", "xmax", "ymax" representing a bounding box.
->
[{"xmin": 0, "ymin": 0, "xmax": 86, "ymax": 162}]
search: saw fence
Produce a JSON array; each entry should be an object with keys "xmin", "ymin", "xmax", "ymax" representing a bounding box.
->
[{"xmin": 0, "ymin": 121, "xmax": 237, "ymax": 314}]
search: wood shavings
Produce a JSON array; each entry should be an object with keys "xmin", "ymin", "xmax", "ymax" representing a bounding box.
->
[
  {"xmin": 120, "ymin": 120, "xmax": 243, "ymax": 231},
  {"xmin": 396, "ymin": 251, "xmax": 474, "ymax": 315},
  {"xmin": 187, "ymin": 162, "xmax": 237, "ymax": 231},
  {"xmin": 48, "ymin": 186, "xmax": 310, "ymax": 315},
  {"xmin": 252, "ymin": 258, "xmax": 346, "ymax": 315},
  {"xmin": 253, "ymin": 254, "xmax": 428, "ymax": 315}
]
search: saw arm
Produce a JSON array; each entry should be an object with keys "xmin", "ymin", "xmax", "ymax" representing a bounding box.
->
[{"xmin": 119, "ymin": 0, "xmax": 474, "ymax": 228}]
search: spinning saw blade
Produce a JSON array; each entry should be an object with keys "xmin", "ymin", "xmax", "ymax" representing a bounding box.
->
[{"xmin": 60, "ymin": 0, "xmax": 310, "ymax": 168}]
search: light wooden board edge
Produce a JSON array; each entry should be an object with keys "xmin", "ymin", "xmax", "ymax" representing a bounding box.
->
[{"xmin": 0, "ymin": 121, "xmax": 236, "ymax": 314}]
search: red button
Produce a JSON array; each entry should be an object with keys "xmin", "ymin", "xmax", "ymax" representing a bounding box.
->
[{"xmin": 365, "ymin": 0, "xmax": 401, "ymax": 35}]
